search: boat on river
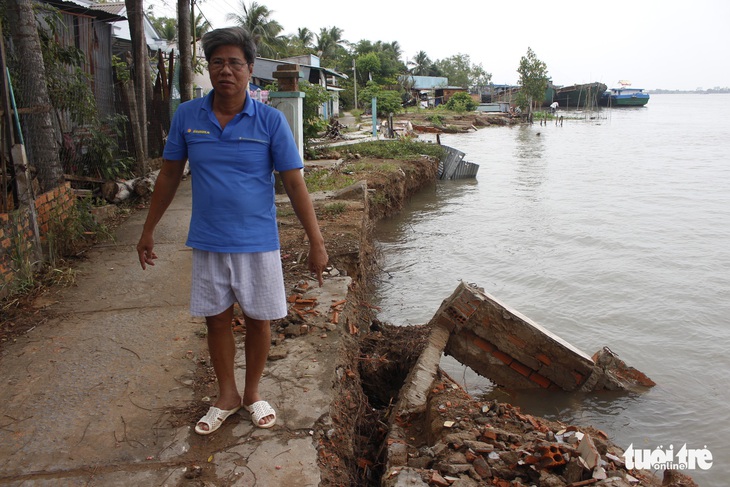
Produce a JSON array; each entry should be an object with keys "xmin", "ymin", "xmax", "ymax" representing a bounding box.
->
[
  {"xmin": 600, "ymin": 82, "xmax": 650, "ymax": 107},
  {"xmin": 554, "ymin": 82, "xmax": 607, "ymax": 108}
]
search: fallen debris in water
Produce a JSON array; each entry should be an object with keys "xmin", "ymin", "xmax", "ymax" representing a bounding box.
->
[
  {"xmin": 435, "ymin": 282, "xmax": 655, "ymax": 393},
  {"xmin": 378, "ymin": 281, "xmax": 672, "ymax": 486}
]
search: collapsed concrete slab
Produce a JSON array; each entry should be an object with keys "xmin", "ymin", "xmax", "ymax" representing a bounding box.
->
[
  {"xmin": 382, "ymin": 282, "xmax": 656, "ymax": 485},
  {"xmin": 435, "ymin": 282, "xmax": 655, "ymax": 392}
]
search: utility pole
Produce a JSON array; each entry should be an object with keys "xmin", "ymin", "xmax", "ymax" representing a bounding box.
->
[{"xmin": 352, "ymin": 59, "xmax": 357, "ymax": 110}]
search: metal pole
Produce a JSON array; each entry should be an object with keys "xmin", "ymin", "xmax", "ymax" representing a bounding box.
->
[
  {"xmin": 352, "ymin": 59, "xmax": 357, "ymax": 110},
  {"xmin": 371, "ymin": 97, "xmax": 377, "ymax": 139}
]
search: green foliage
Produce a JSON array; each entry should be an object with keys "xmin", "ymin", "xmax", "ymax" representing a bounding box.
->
[
  {"xmin": 346, "ymin": 161, "xmax": 398, "ymax": 173},
  {"xmin": 7, "ymin": 214, "xmax": 37, "ymax": 293},
  {"xmin": 356, "ymin": 52, "xmax": 381, "ymax": 80},
  {"xmin": 300, "ymin": 81, "xmax": 331, "ymax": 144},
  {"xmin": 359, "ymin": 82, "xmax": 402, "ymax": 117},
  {"xmin": 427, "ymin": 114, "xmax": 444, "ymax": 126},
  {"xmin": 517, "ymin": 47, "xmax": 549, "ymax": 114},
  {"xmin": 352, "ymin": 40, "xmax": 406, "ymax": 85},
  {"xmin": 45, "ymin": 197, "xmax": 113, "ymax": 268},
  {"xmin": 112, "ymin": 55, "xmax": 131, "ymax": 83},
  {"xmin": 369, "ymin": 191, "xmax": 388, "ymax": 207},
  {"xmin": 445, "ymin": 92, "xmax": 477, "ymax": 112},
  {"xmin": 433, "ymin": 53, "xmax": 491, "ymax": 91},
  {"xmin": 227, "ymin": 1, "xmax": 285, "ymax": 58},
  {"xmin": 35, "ymin": 6, "xmax": 97, "ymax": 125},
  {"xmin": 90, "ymin": 115, "xmax": 131, "ymax": 179},
  {"xmin": 340, "ymin": 139, "xmax": 446, "ymax": 160},
  {"xmin": 304, "ymin": 169, "xmax": 356, "ymax": 192},
  {"xmin": 320, "ymin": 202, "xmax": 347, "ymax": 217}
]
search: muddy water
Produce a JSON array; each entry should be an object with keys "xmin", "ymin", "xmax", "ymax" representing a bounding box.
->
[{"xmin": 373, "ymin": 94, "xmax": 730, "ymax": 486}]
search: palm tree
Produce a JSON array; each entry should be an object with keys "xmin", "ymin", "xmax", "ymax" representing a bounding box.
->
[
  {"xmin": 192, "ymin": 12, "xmax": 211, "ymax": 41},
  {"xmin": 409, "ymin": 50, "xmax": 432, "ymax": 76},
  {"xmin": 315, "ymin": 26, "xmax": 346, "ymax": 62},
  {"xmin": 156, "ymin": 18, "xmax": 177, "ymax": 43},
  {"xmin": 226, "ymin": 1, "xmax": 285, "ymax": 58},
  {"xmin": 293, "ymin": 27, "xmax": 313, "ymax": 49},
  {"xmin": 383, "ymin": 41, "xmax": 402, "ymax": 61}
]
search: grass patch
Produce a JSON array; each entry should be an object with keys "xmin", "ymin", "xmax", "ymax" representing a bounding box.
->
[
  {"xmin": 321, "ymin": 202, "xmax": 347, "ymax": 218},
  {"xmin": 338, "ymin": 139, "xmax": 445, "ymax": 160},
  {"xmin": 277, "ymin": 206, "xmax": 296, "ymax": 218},
  {"xmin": 304, "ymin": 168, "xmax": 356, "ymax": 192},
  {"xmin": 427, "ymin": 114, "xmax": 445, "ymax": 126},
  {"xmin": 345, "ymin": 161, "xmax": 399, "ymax": 174}
]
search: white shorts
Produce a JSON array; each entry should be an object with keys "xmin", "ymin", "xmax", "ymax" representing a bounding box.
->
[{"xmin": 190, "ymin": 249, "xmax": 288, "ymax": 320}]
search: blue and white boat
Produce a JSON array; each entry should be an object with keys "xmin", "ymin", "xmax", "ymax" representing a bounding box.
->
[{"xmin": 600, "ymin": 81, "xmax": 650, "ymax": 107}]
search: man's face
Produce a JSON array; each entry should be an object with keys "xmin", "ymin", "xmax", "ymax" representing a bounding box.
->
[{"xmin": 208, "ymin": 45, "xmax": 253, "ymax": 99}]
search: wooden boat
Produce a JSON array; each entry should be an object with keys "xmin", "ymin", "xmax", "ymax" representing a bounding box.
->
[{"xmin": 554, "ymin": 82, "xmax": 607, "ymax": 108}]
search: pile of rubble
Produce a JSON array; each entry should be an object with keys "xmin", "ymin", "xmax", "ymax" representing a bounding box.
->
[{"xmin": 383, "ymin": 374, "xmax": 697, "ymax": 487}]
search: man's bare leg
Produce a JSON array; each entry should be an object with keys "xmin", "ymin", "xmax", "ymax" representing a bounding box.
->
[
  {"xmin": 241, "ymin": 314, "xmax": 275, "ymax": 426},
  {"xmin": 197, "ymin": 305, "xmax": 241, "ymax": 432}
]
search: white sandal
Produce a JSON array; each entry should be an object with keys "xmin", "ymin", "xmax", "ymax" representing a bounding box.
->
[
  {"xmin": 244, "ymin": 400, "xmax": 277, "ymax": 429},
  {"xmin": 194, "ymin": 406, "xmax": 241, "ymax": 435}
]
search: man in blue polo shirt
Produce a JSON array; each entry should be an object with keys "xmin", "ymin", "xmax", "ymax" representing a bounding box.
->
[{"xmin": 136, "ymin": 27, "xmax": 328, "ymax": 434}]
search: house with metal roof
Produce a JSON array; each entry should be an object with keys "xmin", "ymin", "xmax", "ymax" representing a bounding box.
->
[{"xmin": 399, "ymin": 75, "xmax": 468, "ymax": 107}]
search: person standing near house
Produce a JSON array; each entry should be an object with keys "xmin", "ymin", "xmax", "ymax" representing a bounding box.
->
[{"xmin": 136, "ymin": 27, "xmax": 328, "ymax": 434}]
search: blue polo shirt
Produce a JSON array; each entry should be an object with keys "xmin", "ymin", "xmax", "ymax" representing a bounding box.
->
[{"xmin": 163, "ymin": 91, "xmax": 303, "ymax": 252}]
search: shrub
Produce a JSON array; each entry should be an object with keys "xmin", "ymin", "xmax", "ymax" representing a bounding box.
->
[{"xmin": 445, "ymin": 92, "xmax": 477, "ymax": 112}]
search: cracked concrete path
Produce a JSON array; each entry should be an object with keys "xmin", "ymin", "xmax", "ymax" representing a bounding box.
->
[{"xmin": 0, "ymin": 179, "xmax": 348, "ymax": 486}]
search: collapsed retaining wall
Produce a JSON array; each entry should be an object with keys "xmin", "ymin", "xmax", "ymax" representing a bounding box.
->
[{"xmin": 437, "ymin": 282, "xmax": 656, "ymax": 392}]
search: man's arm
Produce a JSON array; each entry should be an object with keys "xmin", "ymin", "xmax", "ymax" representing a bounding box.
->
[
  {"xmin": 136, "ymin": 159, "xmax": 187, "ymax": 269},
  {"xmin": 279, "ymin": 168, "xmax": 328, "ymax": 285}
]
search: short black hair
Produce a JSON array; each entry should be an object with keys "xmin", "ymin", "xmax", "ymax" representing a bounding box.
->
[{"xmin": 201, "ymin": 27, "xmax": 257, "ymax": 64}]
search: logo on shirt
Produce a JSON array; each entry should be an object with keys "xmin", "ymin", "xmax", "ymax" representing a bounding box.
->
[{"xmin": 187, "ymin": 128, "xmax": 211, "ymax": 135}]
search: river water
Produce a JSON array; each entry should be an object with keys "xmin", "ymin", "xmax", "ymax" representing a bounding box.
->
[{"xmin": 372, "ymin": 94, "xmax": 730, "ymax": 485}]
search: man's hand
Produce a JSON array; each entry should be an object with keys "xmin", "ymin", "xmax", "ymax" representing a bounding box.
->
[
  {"xmin": 137, "ymin": 234, "xmax": 158, "ymax": 270},
  {"xmin": 308, "ymin": 243, "xmax": 329, "ymax": 286}
]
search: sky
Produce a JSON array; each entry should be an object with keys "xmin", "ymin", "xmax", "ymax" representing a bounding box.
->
[{"xmin": 149, "ymin": 0, "xmax": 729, "ymax": 91}]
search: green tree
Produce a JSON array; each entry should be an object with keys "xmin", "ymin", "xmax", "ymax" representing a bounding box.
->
[
  {"xmin": 434, "ymin": 53, "xmax": 472, "ymax": 88},
  {"xmin": 192, "ymin": 12, "xmax": 211, "ymax": 41},
  {"xmin": 471, "ymin": 63, "xmax": 492, "ymax": 95},
  {"xmin": 517, "ymin": 47, "xmax": 548, "ymax": 115},
  {"xmin": 351, "ymin": 39, "xmax": 405, "ymax": 85},
  {"xmin": 359, "ymin": 81, "xmax": 401, "ymax": 117},
  {"xmin": 226, "ymin": 0, "xmax": 285, "ymax": 58},
  {"xmin": 299, "ymin": 81, "xmax": 331, "ymax": 148},
  {"xmin": 356, "ymin": 52, "xmax": 380, "ymax": 82},
  {"xmin": 287, "ymin": 27, "xmax": 314, "ymax": 55},
  {"xmin": 408, "ymin": 50, "xmax": 433, "ymax": 76},
  {"xmin": 445, "ymin": 92, "xmax": 477, "ymax": 112},
  {"xmin": 150, "ymin": 16, "xmax": 177, "ymax": 42},
  {"xmin": 314, "ymin": 26, "xmax": 348, "ymax": 64}
]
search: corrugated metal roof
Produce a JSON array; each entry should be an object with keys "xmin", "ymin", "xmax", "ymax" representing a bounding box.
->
[
  {"xmin": 400, "ymin": 75, "xmax": 449, "ymax": 90},
  {"xmin": 89, "ymin": 2, "xmax": 125, "ymax": 16},
  {"xmin": 39, "ymin": 0, "xmax": 125, "ymax": 22}
]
